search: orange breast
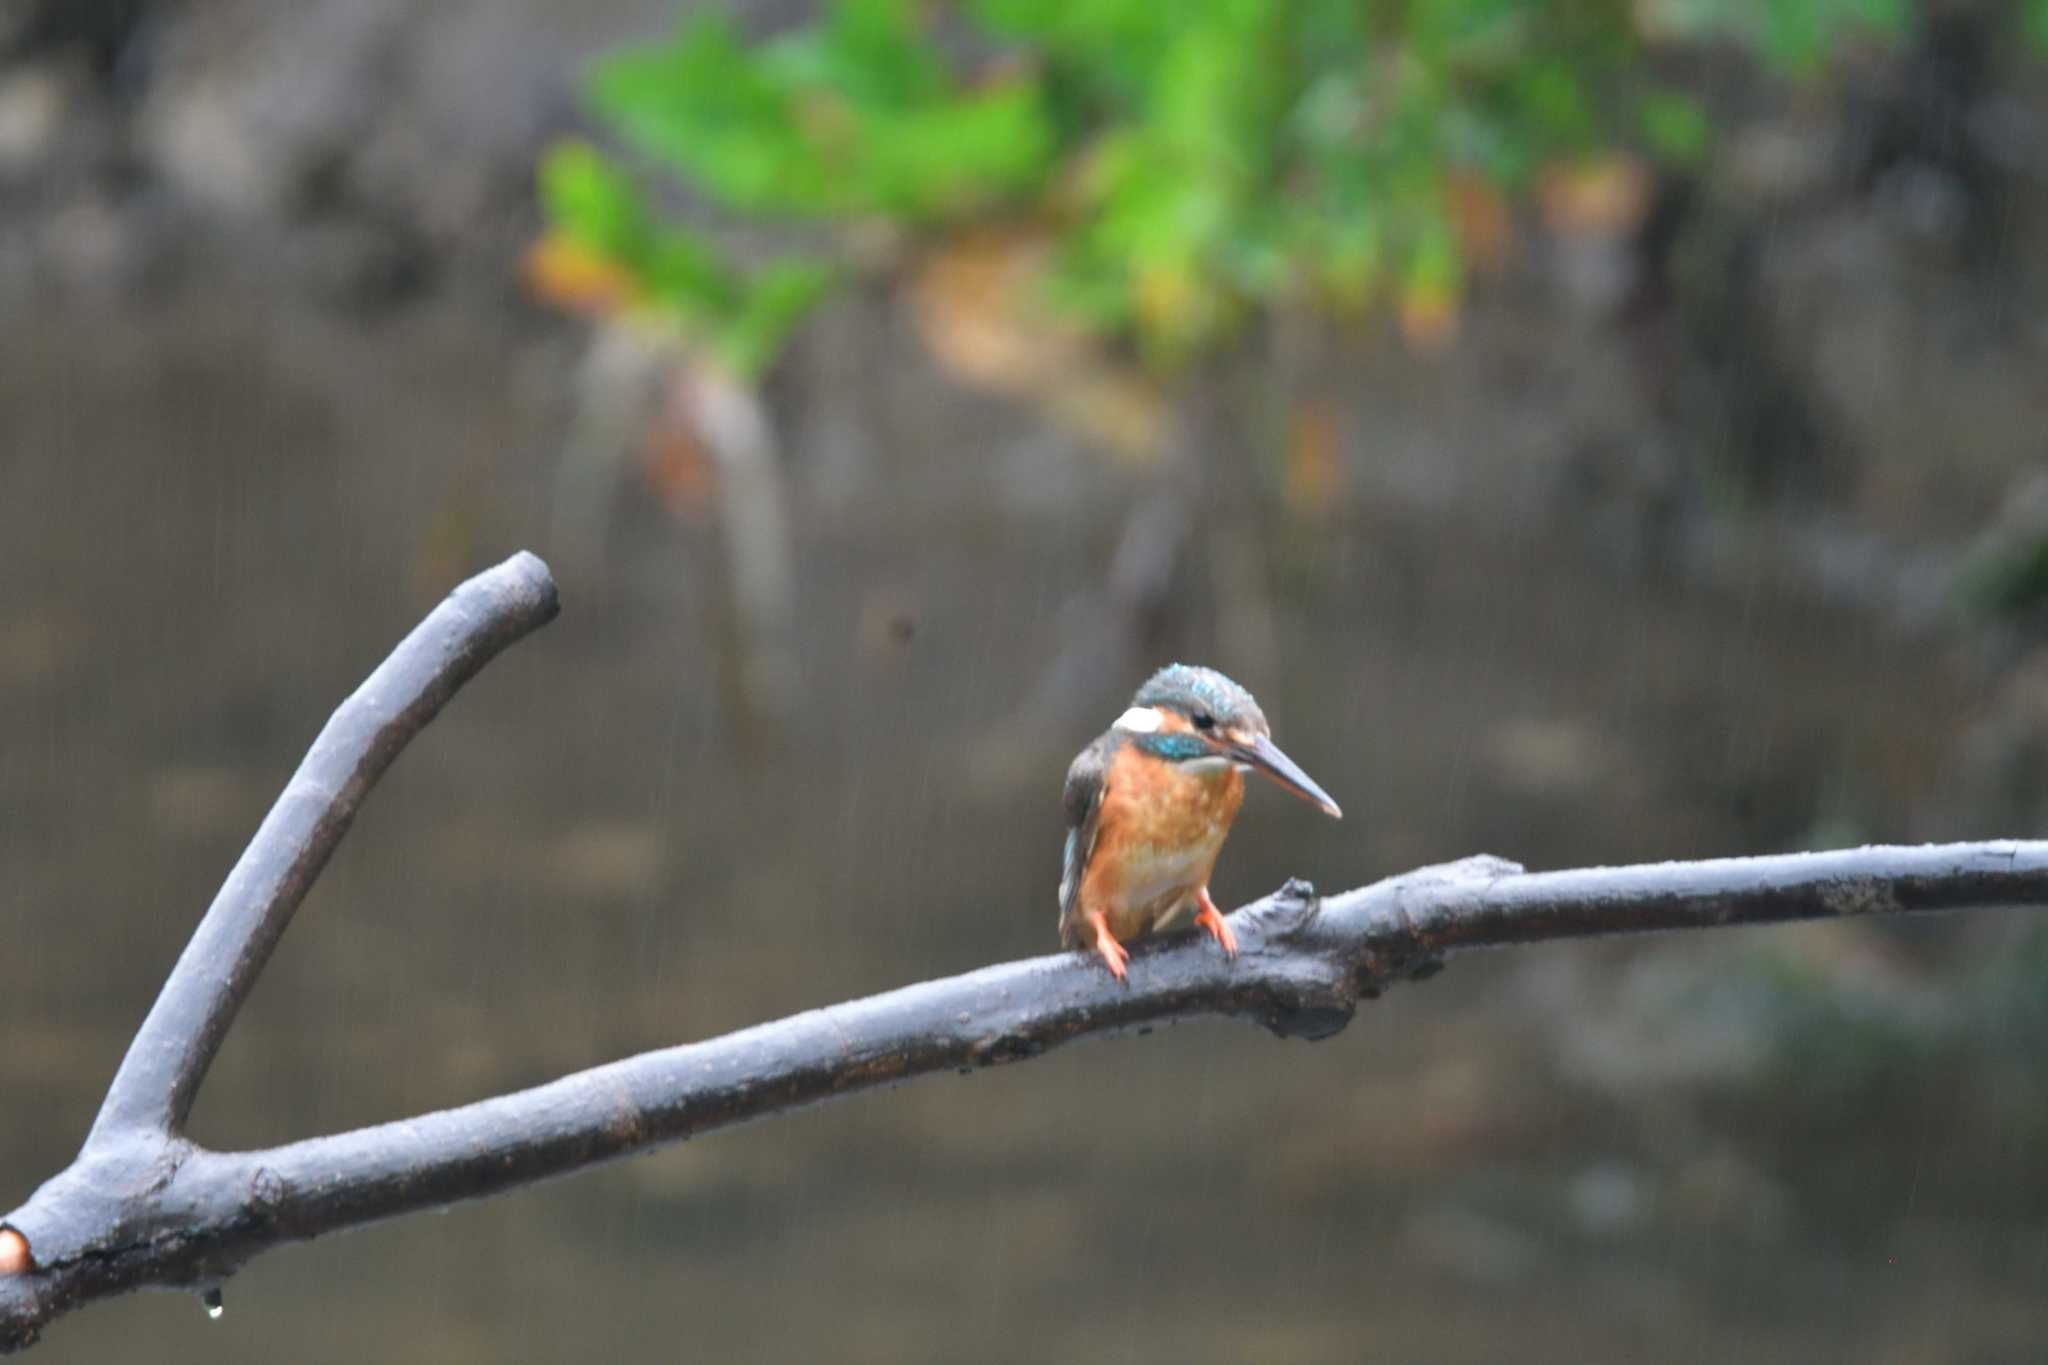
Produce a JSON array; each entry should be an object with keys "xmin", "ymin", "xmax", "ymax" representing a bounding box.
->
[{"xmin": 1079, "ymin": 747, "xmax": 1244, "ymax": 942}]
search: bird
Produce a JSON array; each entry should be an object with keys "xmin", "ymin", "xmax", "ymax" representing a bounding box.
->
[{"xmin": 1058, "ymin": 664, "xmax": 1342, "ymax": 981}]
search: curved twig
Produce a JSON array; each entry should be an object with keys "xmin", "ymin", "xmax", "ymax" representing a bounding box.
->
[{"xmin": 2, "ymin": 551, "xmax": 2043, "ymax": 1353}]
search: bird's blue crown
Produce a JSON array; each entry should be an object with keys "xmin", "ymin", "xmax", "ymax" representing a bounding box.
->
[
  {"xmin": 1133, "ymin": 664, "xmax": 1262, "ymax": 727},
  {"xmin": 1127, "ymin": 664, "xmax": 1266, "ymax": 762}
]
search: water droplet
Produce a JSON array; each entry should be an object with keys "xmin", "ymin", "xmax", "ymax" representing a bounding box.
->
[{"xmin": 202, "ymin": 1287, "xmax": 224, "ymax": 1320}]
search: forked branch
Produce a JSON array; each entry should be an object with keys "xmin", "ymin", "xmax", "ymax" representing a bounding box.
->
[
  {"xmin": 3, "ymin": 552, "xmax": 2044, "ymax": 1352},
  {"xmin": 92, "ymin": 552, "xmax": 562, "ymax": 1141}
]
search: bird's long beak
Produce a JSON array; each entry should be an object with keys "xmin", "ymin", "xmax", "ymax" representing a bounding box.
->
[{"xmin": 1226, "ymin": 732, "xmax": 1343, "ymax": 819}]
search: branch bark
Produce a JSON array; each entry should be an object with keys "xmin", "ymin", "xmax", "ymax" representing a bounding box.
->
[
  {"xmin": 3, "ymin": 551, "xmax": 2044, "ymax": 1352},
  {"xmin": 91, "ymin": 552, "xmax": 561, "ymax": 1141}
]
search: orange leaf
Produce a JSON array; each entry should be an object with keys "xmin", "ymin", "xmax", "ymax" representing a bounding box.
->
[
  {"xmin": 911, "ymin": 226, "xmax": 1066, "ymax": 388},
  {"xmin": 1447, "ymin": 174, "xmax": 1514, "ymax": 276},
  {"xmin": 524, "ymin": 232, "xmax": 642, "ymax": 317},
  {"xmin": 639, "ymin": 373, "xmax": 719, "ymax": 519},
  {"xmin": 1537, "ymin": 154, "xmax": 1651, "ymax": 238},
  {"xmin": 912, "ymin": 225, "xmax": 1166, "ymax": 463},
  {"xmin": 1284, "ymin": 399, "xmax": 1345, "ymax": 520},
  {"xmin": 1398, "ymin": 280, "xmax": 1459, "ymax": 351}
]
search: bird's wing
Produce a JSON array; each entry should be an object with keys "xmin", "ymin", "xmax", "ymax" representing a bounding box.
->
[{"xmin": 1057, "ymin": 734, "xmax": 1113, "ymax": 945}]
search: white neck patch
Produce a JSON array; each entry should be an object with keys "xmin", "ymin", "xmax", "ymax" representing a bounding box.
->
[{"xmin": 1113, "ymin": 705, "xmax": 1167, "ymax": 734}]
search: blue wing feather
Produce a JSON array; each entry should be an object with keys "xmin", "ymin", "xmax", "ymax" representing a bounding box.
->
[{"xmin": 1057, "ymin": 734, "xmax": 1113, "ymax": 944}]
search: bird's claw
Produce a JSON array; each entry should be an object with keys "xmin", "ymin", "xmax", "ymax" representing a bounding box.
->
[
  {"xmin": 1087, "ymin": 910, "xmax": 1131, "ymax": 982},
  {"xmin": 1093, "ymin": 936, "xmax": 1130, "ymax": 982},
  {"xmin": 1195, "ymin": 888, "xmax": 1239, "ymax": 959}
]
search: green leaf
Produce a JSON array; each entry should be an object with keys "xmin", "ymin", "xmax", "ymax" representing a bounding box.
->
[
  {"xmin": 555, "ymin": 0, "xmax": 1959, "ymax": 378},
  {"xmin": 538, "ymin": 140, "xmax": 646, "ymax": 256},
  {"xmin": 1639, "ymin": 90, "xmax": 1713, "ymax": 166},
  {"xmin": 811, "ymin": 0, "xmax": 948, "ymax": 109},
  {"xmin": 1956, "ymin": 531, "xmax": 2048, "ymax": 620},
  {"xmin": 1511, "ymin": 58, "xmax": 1595, "ymax": 145},
  {"xmin": 717, "ymin": 263, "xmax": 840, "ymax": 378},
  {"xmin": 2026, "ymin": 0, "xmax": 2048, "ymax": 49},
  {"xmin": 590, "ymin": 16, "xmax": 834, "ymax": 216},
  {"xmin": 638, "ymin": 225, "xmax": 738, "ymax": 320},
  {"xmin": 1405, "ymin": 214, "xmax": 1463, "ymax": 297},
  {"xmin": 851, "ymin": 82, "xmax": 1057, "ymax": 219}
]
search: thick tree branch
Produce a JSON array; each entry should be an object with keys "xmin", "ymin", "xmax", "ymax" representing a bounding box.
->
[
  {"xmin": 92, "ymin": 552, "xmax": 560, "ymax": 1141},
  {"xmin": 2, "ymin": 553, "xmax": 2044, "ymax": 1353}
]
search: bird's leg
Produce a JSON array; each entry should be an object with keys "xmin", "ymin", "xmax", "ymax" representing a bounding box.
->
[
  {"xmin": 1085, "ymin": 909, "xmax": 1130, "ymax": 982},
  {"xmin": 1194, "ymin": 886, "xmax": 1238, "ymax": 959}
]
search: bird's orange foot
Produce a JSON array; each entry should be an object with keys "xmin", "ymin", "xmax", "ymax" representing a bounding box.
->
[
  {"xmin": 1195, "ymin": 888, "xmax": 1239, "ymax": 959},
  {"xmin": 1087, "ymin": 910, "xmax": 1130, "ymax": 982}
]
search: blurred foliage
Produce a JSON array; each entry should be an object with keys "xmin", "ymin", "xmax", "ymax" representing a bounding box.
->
[
  {"xmin": 533, "ymin": 0, "xmax": 2041, "ymax": 375},
  {"xmin": 532, "ymin": 141, "xmax": 836, "ymax": 377},
  {"xmin": 1690, "ymin": 929, "xmax": 2048, "ymax": 1224},
  {"xmin": 1978, "ymin": 914, "xmax": 2048, "ymax": 1049},
  {"xmin": 1740, "ymin": 943, "xmax": 1943, "ymax": 1118},
  {"xmin": 1952, "ymin": 474, "xmax": 2048, "ymax": 622},
  {"xmin": 1955, "ymin": 529, "xmax": 2048, "ymax": 621}
]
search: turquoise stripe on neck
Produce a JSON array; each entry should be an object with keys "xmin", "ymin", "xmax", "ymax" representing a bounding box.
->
[{"xmin": 1135, "ymin": 732, "xmax": 1209, "ymax": 762}]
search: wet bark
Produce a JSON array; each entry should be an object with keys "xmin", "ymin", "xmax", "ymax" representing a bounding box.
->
[{"xmin": 3, "ymin": 551, "xmax": 2044, "ymax": 1352}]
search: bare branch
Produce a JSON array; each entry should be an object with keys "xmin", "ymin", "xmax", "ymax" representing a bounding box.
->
[
  {"xmin": 87, "ymin": 552, "xmax": 559, "ymax": 1144},
  {"xmin": 1312, "ymin": 841, "xmax": 2048, "ymax": 953},
  {"xmin": 3, "ymin": 551, "xmax": 2044, "ymax": 1352}
]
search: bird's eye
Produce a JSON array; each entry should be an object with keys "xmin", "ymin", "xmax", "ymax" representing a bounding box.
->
[{"xmin": 1192, "ymin": 712, "xmax": 1215, "ymax": 731}]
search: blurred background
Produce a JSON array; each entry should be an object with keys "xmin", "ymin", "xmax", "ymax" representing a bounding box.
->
[{"xmin": 3, "ymin": 0, "xmax": 2047, "ymax": 1359}]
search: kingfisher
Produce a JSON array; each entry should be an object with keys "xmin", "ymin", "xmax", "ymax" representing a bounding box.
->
[{"xmin": 1058, "ymin": 664, "xmax": 1343, "ymax": 980}]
